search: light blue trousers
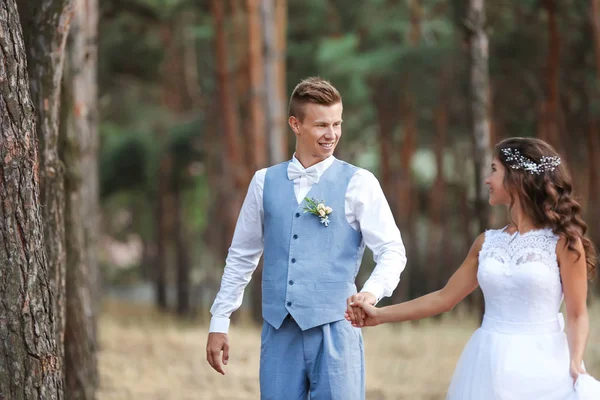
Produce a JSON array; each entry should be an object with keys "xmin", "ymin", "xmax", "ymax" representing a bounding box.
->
[{"xmin": 259, "ymin": 316, "xmax": 365, "ymax": 400}]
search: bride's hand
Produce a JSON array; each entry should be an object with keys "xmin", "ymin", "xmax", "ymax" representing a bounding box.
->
[
  {"xmin": 344, "ymin": 301, "xmax": 382, "ymax": 327},
  {"xmin": 570, "ymin": 360, "xmax": 586, "ymax": 384}
]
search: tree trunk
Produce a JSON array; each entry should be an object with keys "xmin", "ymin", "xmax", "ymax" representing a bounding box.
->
[
  {"xmin": 213, "ymin": 0, "xmax": 244, "ymax": 244},
  {"xmin": 394, "ymin": 94, "xmax": 418, "ymax": 298},
  {"xmin": 275, "ymin": 0, "xmax": 288, "ymax": 157},
  {"xmin": 60, "ymin": 0, "xmax": 99, "ymax": 397},
  {"xmin": 428, "ymin": 72, "xmax": 449, "ymax": 291},
  {"xmin": 17, "ymin": 0, "xmax": 74, "ymax": 363},
  {"xmin": 592, "ymin": 0, "xmax": 600, "ymax": 82},
  {"xmin": 154, "ymin": 150, "xmax": 171, "ymax": 310},
  {"xmin": 248, "ymin": 0, "xmax": 267, "ymax": 171},
  {"xmin": 174, "ymin": 189, "xmax": 191, "ymax": 315},
  {"xmin": 588, "ymin": 121, "xmax": 600, "ymax": 284},
  {"xmin": 590, "ymin": 0, "xmax": 600, "ymax": 284},
  {"xmin": 538, "ymin": 0, "xmax": 563, "ymax": 150},
  {"xmin": 392, "ymin": 1, "xmax": 421, "ymax": 300},
  {"xmin": 0, "ymin": 1, "xmax": 63, "ymax": 397},
  {"xmin": 247, "ymin": 0, "xmax": 267, "ymax": 324},
  {"xmin": 262, "ymin": 0, "xmax": 287, "ymax": 164},
  {"xmin": 374, "ymin": 93, "xmax": 394, "ymax": 201},
  {"xmin": 466, "ymin": 0, "xmax": 491, "ymax": 236}
]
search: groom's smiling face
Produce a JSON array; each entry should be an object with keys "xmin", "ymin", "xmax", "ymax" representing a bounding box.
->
[{"xmin": 290, "ymin": 101, "xmax": 343, "ymax": 167}]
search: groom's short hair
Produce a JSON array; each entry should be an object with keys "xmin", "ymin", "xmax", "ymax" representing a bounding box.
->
[{"xmin": 288, "ymin": 77, "xmax": 342, "ymax": 122}]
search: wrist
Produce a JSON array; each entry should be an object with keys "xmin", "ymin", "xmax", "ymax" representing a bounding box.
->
[{"xmin": 375, "ymin": 307, "xmax": 387, "ymax": 325}]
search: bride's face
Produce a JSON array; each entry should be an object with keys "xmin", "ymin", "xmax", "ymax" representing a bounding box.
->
[{"xmin": 485, "ymin": 158, "xmax": 511, "ymax": 206}]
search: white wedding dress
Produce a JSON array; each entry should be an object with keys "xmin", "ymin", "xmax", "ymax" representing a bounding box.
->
[{"xmin": 446, "ymin": 228, "xmax": 600, "ymax": 399}]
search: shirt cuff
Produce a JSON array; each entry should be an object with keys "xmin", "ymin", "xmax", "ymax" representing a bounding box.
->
[
  {"xmin": 209, "ymin": 316, "xmax": 231, "ymax": 333},
  {"xmin": 359, "ymin": 284, "xmax": 384, "ymax": 305}
]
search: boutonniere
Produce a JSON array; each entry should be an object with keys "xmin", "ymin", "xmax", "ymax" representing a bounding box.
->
[{"xmin": 303, "ymin": 197, "xmax": 333, "ymax": 227}]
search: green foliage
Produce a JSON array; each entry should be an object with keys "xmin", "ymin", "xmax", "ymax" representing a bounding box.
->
[
  {"xmin": 97, "ymin": 0, "xmax": 600, "ymax": 281},
  {"xmin": 100, "ymin": 128, "xmax": 151, "ymax": 198}
]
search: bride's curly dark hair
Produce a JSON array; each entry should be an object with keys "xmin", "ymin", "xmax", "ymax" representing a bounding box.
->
[{"xmin": 495, "ymin": 137, "xmax": 597, "ymax": 279}]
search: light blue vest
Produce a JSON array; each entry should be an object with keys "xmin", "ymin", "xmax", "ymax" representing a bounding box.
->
[{"xmin": 262, "ymin": 159, "xmax": 363, "ymax": 331}]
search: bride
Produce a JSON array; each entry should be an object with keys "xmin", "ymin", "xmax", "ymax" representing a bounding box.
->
[{"xmin": 346, "ymin": 137, "xmax": 600, "ymax": 399}]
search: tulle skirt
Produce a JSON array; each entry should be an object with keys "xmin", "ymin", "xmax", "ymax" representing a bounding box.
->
[{"xmin": 446, "ymin": 316, "xmax": 600, "ymax": 400}]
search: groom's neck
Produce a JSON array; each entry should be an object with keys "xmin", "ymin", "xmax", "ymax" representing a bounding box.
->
[{"xmin": 295, "ymin": 152, "xmax": 328, "ymax": 169}]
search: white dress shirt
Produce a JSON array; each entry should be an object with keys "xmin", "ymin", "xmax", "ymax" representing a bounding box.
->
[{"xmin": 209, "ymin": 155, "xmax": 407, "ymax": 333}]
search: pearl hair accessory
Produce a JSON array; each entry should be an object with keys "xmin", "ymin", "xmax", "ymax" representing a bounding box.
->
[{"xmin": 501, "ymin": 148, "xmax": 561, "ymax": 175}]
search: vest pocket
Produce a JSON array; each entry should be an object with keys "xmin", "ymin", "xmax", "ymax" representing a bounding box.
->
[{"xmin": 314, "ymin": 281, "xmax": 355, "ymax": 292}]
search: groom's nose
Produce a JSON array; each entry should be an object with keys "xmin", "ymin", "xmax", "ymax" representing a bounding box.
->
[{"xmin": 323, "ymin": 129, "xmax": 336, "ymax": 139}]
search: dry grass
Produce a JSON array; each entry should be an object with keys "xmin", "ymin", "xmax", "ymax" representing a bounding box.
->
[{"xmin": 97, "ymin": 300, "xmax": 600, "ymax": 400}]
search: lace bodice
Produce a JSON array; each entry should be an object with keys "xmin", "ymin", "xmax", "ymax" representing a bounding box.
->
[{"xmin": 477, "ymin": 228, "xmax": 562, "ymax": 324}]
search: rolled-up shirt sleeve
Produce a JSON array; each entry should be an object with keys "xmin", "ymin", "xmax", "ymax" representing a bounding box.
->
[
  {"xmin": 347, "ymin": 169, "xmax": 407, "ymax": 302},
  {"xmin": 209, "ymin": 170, "xmax": 266, "ymax": 333}
]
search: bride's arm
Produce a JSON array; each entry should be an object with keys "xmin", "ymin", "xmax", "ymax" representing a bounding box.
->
[
  {"xmin": 347, "ymin": 233, "xmax": 484, "ymax": 326},
  {"xmin": 558, "ymin": 236, "xmax": 589, "ymax": 380}
]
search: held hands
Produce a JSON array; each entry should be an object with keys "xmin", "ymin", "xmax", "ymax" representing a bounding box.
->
[
  {"xmin": 206, "ymin": 332, "xmax": 229, "ymax": 375},
  {"xmin": 345, "ymin": 292, "xmax": 381, "ymax": 327}
]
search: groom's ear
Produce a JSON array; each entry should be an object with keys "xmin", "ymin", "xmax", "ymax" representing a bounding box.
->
[{"xmin": 289, "ymin": 116, "xmax": 300, "ymax": 135}]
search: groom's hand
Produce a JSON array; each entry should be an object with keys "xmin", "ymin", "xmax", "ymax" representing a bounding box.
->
[
  {"xmin": 206, "ymin": 332, "xmax": 229, "ymax": 375},
  {"xmin": 346, "ymin": 292, "xmax": 376, "ymax": 327}
]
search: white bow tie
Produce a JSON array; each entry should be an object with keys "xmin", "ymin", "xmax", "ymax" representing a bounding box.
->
[{"xmin": 287, "ymin": 162, "xmax": 320, "ymax": 184}]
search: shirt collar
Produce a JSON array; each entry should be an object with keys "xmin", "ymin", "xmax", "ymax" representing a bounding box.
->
[{"xmin": 291, "ymin": 154, "xmax": 336, "ymax": 179}]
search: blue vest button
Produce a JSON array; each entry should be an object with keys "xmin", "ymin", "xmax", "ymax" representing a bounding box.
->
[
  {"xmin": 289, "ymin": 280, "xmax": 294, "ymax": 285},
  {"xmin": 295, "ymin": 213, "xmax": 300, "ymax": 218},
  {"xmin": 287, "ymin": 302, "xmax": 292, "ymax": 306},
  {"xmin": 291, "ymin": 258, "xmax": 296, "ymax": 263},
  {"xmin": 293, "ymin": 234, "xmax": 298, "ymax": 239}
]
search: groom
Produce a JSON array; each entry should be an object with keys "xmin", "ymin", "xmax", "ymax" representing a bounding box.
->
[{"xmin": 206, "ymin": 77, "xmax": 407, "ymax": 399}]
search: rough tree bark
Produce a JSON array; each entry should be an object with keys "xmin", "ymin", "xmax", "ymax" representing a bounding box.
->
[
  {"xmin": 0, "ymin": 1, "xmax": 63, "ymax": 398},
  {"xmin": 538, "ymin": 0, "xmax": 563, "ymax": 150},
  {"xmin": 16, "ymin": 0, "xmax": 75, "ymax": 360},
  {"xmin": 590, "ymin": 0, "xmax": 600, "ymax": 283},
  {"xmin": 213, "ymin": 0, "xmax": 244, "ymax": 246},
  {"xmin": 465, "ymin": 0, "xmax": 490, "ymax": 318},
  {"xmin": 248, "ymin": 0, "xmax": 267, "ymax": 171},
  {"xmin": 60, "ymin": 0, "xmax": 99, "ymax": 397},
  {"xmin": 247, "ymin": 0, "xmax": 268, "ymax": 324},
  {"xmin": 465, "ymin": 0, "xmax": 491, "ymax": 236},
  {"xmin": 262, "ymin": 0, "xmax": 287, "ymax": 164},
  {"xmin": 275, "ymin": 0, "xmax": 288, "ymax": 157}
]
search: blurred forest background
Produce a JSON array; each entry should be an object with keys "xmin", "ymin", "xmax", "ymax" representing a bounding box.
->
[
  {"xmin": 2, "ymin": 0, "xmax": 600, "ymax": 399},
  {"xmin": 98, "ymin": 0, "xmax": 600, "ymax": 313}
]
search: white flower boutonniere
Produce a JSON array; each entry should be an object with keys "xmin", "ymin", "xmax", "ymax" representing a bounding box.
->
[{"xmin": 303, "ymin": 197, "xmax": 333, "ymax": 227}]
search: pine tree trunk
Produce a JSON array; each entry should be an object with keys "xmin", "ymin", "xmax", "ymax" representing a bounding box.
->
[
  {"xmin": 466, "ymin": 0, "xmax": 491, "ymax": 236},
  {"xmin": 539, "ymin": 0, "xmax": 563, "ymax": 150},
  {"xmin": 248, "ymin": 0, "xmax": 266, "ymax": 171},
  {"xmin": 60, "ymin": 0, "xmax": 99, "ymax": 397},
  {"xmin": 174, "ymin": 189, "xmax": 191, "ymax": 315},
  {"xmin": 428, "ymin": 72, "xmax": 449, "ymax": 291},
  {"xmin": 263, "ymin": 0, "xmax": 287, "ymax": 164},
  {"xmin": 16, "ymin": 0, "xmax": 74, "ymax": 361},
  {"xmin": 0, "ymin": 1, "xmax": 63, "ymax": 397},
  {"xmin": 247, "ymin": 0, "xmax": 267, "ymax": 324},
  {"xmin": 275, "ymin": 0, "xmax": 288, "ymax": 157},
  {"xmin": 590, "ymin": 0, "xmax": 600, "ymax": 284},
  {"xmin": 593, "ymin": 0, "xmax": 600, "ymax": 82},
  {"xmin": 374, "ymin": 93, "xmax": 394, "ymax": 201},
  {"xmin": 213, "ymin": 0, "xmax": 244, "ymax": 245},
  {"xmin": 155, "ymin": 151, "xmax": 171, "ymax": 310}
]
